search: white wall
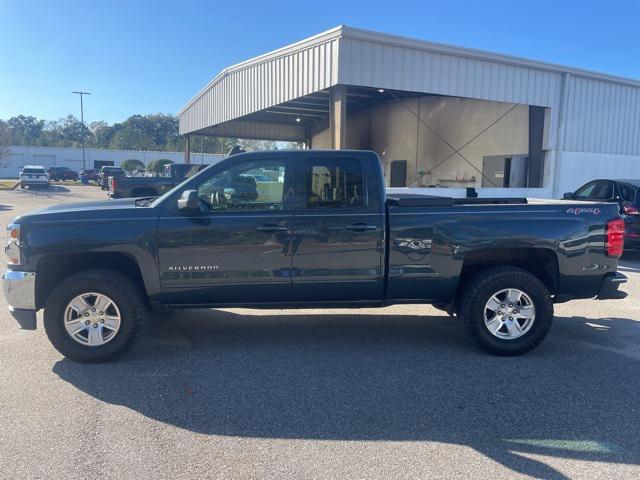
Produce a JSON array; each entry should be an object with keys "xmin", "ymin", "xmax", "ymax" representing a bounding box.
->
[
  {"xmin": 0, "ymin": 146, "xmax": 224, "ymax": 178},
  {"xmin": 387, "ymin": 187, "xmax": 552, "ymax": 199},
  {"xmin": 556, "ymin": 150, "xmax": 640, "ymax": 194}
]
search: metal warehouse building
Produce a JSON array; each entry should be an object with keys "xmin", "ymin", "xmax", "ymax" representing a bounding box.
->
[{"xmin": 178, "ymin": 25, "xmax": 640, "ymax": 197}]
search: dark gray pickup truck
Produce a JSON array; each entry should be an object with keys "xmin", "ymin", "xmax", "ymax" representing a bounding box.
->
[
  {"xmin": 2, "ymin": 150, "xmax": 627, "ymax": 362},
  {"xmin": 109, "ymin": 163, "xmax": 207, "ymax": 198}
]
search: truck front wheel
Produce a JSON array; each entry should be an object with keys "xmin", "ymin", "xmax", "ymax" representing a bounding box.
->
[
  {"xmin": 43, "ymin": 269, "xmax": 146, "ymax": 362},
  {"xmin": 459, "ymin": 266, "xmax": 553, "ymax": 356}
]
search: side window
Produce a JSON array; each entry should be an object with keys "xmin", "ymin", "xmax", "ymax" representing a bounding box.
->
[
  {"xmin": 592, "ymin": 182, "xmax": 614, "ymax": 200},
  {"xmin": 305, "ymin": 158, "xmax": 365, "ymax": 209},
  {"xmin": 619, "ymin": 184, "xmax": 636, "ymax": 202},
  {"xmin": 574, "ymin": 182, "xmax": 597, "ymax": 198},
  {"xmin": 197, "ymin": 159, "xmax": 289, "ymax": 212}
]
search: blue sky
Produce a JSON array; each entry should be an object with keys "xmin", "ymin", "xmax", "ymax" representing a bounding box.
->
[{"xmin": 1, "ymin": 0, "xmax": 638, "ymax": 124}]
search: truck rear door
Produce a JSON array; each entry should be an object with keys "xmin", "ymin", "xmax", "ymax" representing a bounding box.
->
[{"xmin": 291, "ymin": 152, "xmax": 384, "ymax": 301}]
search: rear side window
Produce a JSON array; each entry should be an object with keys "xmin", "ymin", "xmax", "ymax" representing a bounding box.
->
[
  {"xmin": 591, "ymin": 182, "xmax": 614, "ymax": 200},
  {"xmin": 619, "ymin": 184, "xmax": 638, "ymax": 203},
  {"xmin": 305, "ymin": 158, "xmax": 365, "ymax": 209}
]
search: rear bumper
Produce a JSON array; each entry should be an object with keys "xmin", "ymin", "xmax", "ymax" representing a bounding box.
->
[
  {"xmin": 2, "ymin": 270, "xmax": 37, "ymax": 329},
  {"xmin": 597, "ymin": 272, "xmax": 627, "ymax": 300},
  {"xmin": 21, "ymin": 179, "xmax": 49, "ymax": 185}
]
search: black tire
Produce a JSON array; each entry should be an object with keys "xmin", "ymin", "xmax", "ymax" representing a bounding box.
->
[
  {"xmin": 44, "ymin": 269, "xmax": 146, "ymax": 362},
  {"xmin": 20, "ymin": 183, "xmax": 24, "ymax": 189},
  {"xmin": 459, "ymin": 266, "xmax": 554, "ymax": 356}
]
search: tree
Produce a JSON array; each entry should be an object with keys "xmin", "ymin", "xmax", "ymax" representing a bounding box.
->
[
  {"xmin": 121, "ymin": 159, "xmax": 145, "ymax": 174},
  {"xmin": 6, "ymin": 115, "xmax": 46, "ymax": 145},
  {"xmin": 0, "ymin": 113, "xmax": 241, "ymax": 153},
  {"xmin": 147, "ymin": 158, "xmax": 174, "ymax": 175}
]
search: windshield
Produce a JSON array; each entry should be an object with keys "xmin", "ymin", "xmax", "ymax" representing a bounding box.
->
[{"xmin": 22, "ymin": 168, "xmax": 45, "ymax": 174}]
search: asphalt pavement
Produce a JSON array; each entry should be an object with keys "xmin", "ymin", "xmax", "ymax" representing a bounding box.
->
[{"xmin": 0, "ymin": 184, "xmax": 638, "ymax": 480}]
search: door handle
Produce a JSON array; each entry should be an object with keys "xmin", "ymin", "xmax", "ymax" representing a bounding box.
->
[
  {"xmin": 346, "ymin": 223, "xmax": 378, "ymax": 231},
  {"xmin": 256, "ymin": 225, "xmax": 288, "ymax": 232}
]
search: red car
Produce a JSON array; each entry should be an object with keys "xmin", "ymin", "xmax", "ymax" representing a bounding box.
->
[{"xmin": 80, "ymin": 169, "xmax": 100, "ymax": 182}]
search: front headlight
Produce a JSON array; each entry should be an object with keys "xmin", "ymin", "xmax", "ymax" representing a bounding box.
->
[{"xmin": 6, "ymin": 223, "xmax": 21, "ymax": 265}]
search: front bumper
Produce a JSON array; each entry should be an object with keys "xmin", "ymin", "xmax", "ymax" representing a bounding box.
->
[
  {"xmin": 2, "ymin": 270, "xmax": 37, "ymax": 329},
  {"xmin": 597, "ymin": 272, "xmax": 627, "ymax": 300}
]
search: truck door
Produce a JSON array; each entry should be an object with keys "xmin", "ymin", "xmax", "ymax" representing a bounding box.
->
[
  {"xmin": 291, "ymin": 153, "xmax": 385, "ymax": 301},
  {"xmin": 157, "ymin": 154, "xmax": 295, "ymax": 305}
]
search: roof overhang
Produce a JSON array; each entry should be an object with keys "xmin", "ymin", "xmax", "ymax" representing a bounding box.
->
[{"xmin": 179, "ymin": 25, "xmax": 640, "ymax": 138}]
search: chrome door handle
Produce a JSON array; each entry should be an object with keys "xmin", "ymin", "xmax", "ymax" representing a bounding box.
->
[
  {"xmin": 346, "ymin": 223, "xmax": 378, "ymax": 231},
  {"xmin": 256, "ymin": 225, "xmax": 288, "ymax": 232}
]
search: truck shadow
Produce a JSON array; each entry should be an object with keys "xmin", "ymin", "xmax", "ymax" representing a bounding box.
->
[{"xmin": 53, "ymin": 311, "xmax": 640, "ymax": 479}]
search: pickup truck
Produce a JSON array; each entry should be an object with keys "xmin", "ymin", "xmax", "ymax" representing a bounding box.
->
[
  {"xmin": 2, "ymin": 150, "xmax": 627, "ymax": 362},
  {"xmin": 99, "ymin": 166, "xmax": 125, "ymax": 190},
  {"xmin": 108, "ymin": 163, "xmax": 207, "ymax": 198}
]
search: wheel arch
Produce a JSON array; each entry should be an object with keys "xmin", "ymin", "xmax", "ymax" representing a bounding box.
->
[
  {"xmin": 35, "ymin": 252, "xmax": 148, "ymax": 309},
  {"xmin": 458, "ymin": 247, "xmax": 559, "ymax": 296}
]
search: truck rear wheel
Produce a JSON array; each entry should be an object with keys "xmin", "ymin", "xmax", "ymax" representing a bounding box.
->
[
  {"xmin": 44, "ymin": 269, "xmax": 146, "ymax": 362},
  {"xmin": 459, "ymin": 266, "xmax": 553, "ymax": 355}
]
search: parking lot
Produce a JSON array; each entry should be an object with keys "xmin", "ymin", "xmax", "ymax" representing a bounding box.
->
[{"xmin": 0, "ymin": 185, "xmax": 639, "ymax": 480}]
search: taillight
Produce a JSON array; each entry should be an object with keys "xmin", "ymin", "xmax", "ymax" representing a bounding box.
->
[
  {"xmin": 606, "ymin": 218, "xmax": 625, "ymax": 257},
  {"xmin": 110, "ymin": 177, "xmax": 116, "ymax": 191},
  {"xmin": 622, "ymin": 203, "xmax": 640, "ymax": 216}
]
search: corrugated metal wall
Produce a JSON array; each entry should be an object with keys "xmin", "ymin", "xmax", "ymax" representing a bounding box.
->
[
  {"xmin": 338, "ymin": 37, "xmax": 564, "ymax": 108},
  {"xmin": 564, "ymin": 76, "xmax": 640, "ymax": 155},
  {"xmin": 179, "ymin": 36, "xmax": 340, "ymax": 134}
]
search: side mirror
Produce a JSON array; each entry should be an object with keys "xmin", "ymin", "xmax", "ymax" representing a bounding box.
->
[
  {"xmin": 178, "ymin": 190, "xmax": 200, "ymax": 213},
  {"xmin": 563, "ymin": 192, "xmax": 574, "ymax": 199}
]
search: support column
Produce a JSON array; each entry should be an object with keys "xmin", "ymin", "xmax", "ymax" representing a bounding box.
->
[
  {"xmin": 184, "ymin": 135, "xmax": 191, "ymax": 164},
  {"xmin": 528, "ymin": 106, "xmax": 545, "ymax": 187},
  {"xmin": 329, "ymin": 85, "xmax": 347, "ymax": 149}
]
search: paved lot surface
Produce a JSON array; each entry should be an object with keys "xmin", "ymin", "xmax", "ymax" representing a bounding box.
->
[{"xmin": 0, "ymin": 185, "xmax": 639, "ymax": 480}]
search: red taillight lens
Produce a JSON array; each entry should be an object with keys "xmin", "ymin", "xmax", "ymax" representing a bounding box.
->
[
  {"xmin": 606, "ymin": 218, "xmax": 625, "ymax": 257},
  {"xmin": 623, "ymin": 203, "xmax": 640, "ymax": 216},
  {"xmin": 110, "ymin": 177, "xmax": 116, "ymax": 191}
]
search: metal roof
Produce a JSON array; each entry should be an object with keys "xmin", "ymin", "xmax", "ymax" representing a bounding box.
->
[{"xmin": 179, "ymin": 25, "xmax": 640, "ymax": 152}]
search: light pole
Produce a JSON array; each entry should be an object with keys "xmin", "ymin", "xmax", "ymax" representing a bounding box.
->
[{"xmin": 72, "ymin": 91, "xmax": 91, "ymax": 170}]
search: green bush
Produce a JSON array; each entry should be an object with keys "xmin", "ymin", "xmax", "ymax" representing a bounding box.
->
[
  {"xmin": 147, "ymin": 158, "xmax": 174, "ymax": 175},
  {"xmin": 121, "ymin": 159, "xmax": 145, "ymax": 173}
]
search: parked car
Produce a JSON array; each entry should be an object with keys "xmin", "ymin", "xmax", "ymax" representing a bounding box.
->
[
  {"xmin": 99, "ymin": 166, "xmax": 125, "ymax": 190},
  {"xmin": 80, "ymin": 169, "xmax": 100, "ymax": 182},
  {"xmin": 3, "ymin": 150, "xmax": 627, "ymax": 362},
  {"xmin": 109, "ymin": 163, "xmax": 207, "ymax": 198},
  {"xmin": 19, "ymin": 165, "xmax": 50, "ymax": 189},
  {"xmin": 563, "ymin": 179, "xmax": 640, "ymax": 251},
  {"xmin": 48, "ymin": 166, "xmax": 79, "ymax": 182}
]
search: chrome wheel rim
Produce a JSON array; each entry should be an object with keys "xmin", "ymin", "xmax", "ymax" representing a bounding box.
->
[
  {"xmin": 483, "ymin": 288, "xmax": 535, "ymax": 340},
  {"xmin": 63, "ymin": 292, "xmax": 121, "ymax": 346}
]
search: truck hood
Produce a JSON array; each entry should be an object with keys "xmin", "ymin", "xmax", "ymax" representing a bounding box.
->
[{"xmin": 13, "ymin": 197, "xmax": 158, "ymax": 225}]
